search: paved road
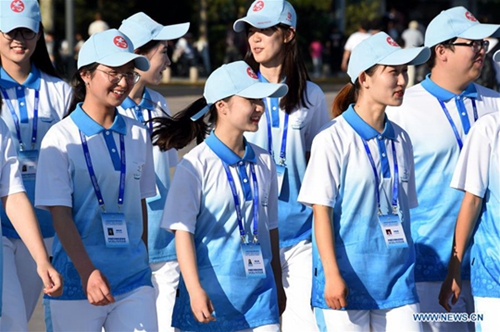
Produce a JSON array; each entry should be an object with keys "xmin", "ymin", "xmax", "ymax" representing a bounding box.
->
[{"xmin": 28, "ymin": 80, "xmax": 342, "ymax": 331}]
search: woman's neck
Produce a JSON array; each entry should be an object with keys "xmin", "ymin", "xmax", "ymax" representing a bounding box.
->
[
  {"xmin": 1, "ymin": 57, "xmax": 31, "ymax": 84},
  {"xmin": 81, "ymin": 99, "xmax": 116, "ymax": 129},
  {"xmin": 259, "ymin": 63, "xmax": 283, "ymax": 83},
  {"xmin": 214, "ymin": 127, "xmax": 245, "ymax": 158},
  {"xmin": 353, "ymin": 100, "xmax": 386, "ymax": 133},
  {"xmin": 128, "ymin": 80, "xmax": 146, "ymax": 105}
]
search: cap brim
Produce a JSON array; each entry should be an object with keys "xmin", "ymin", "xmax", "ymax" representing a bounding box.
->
[
  {"xmin": 233, "ymin": 15, "xmax": 277, "ymax": 32},
  {"xmin": 459, "ymin": 23, "xmax": 500, "ymax": 40},
  {"xmin": 154, "ymin": 22, "xmax": 190, "ymax": 41},
  {"xmin": 379, "ymin": 47, "xmax": 430, "ymax": 67},
  {"xmin": 191, "ymin": 82, "xmax": 288, "ymax": 122},
  {"xmin": 236, "ymin": 82, "xmax": 288, "ymax": 99},
  {"xmin": 99, "ymin": 53, "xmax": 150, "ymax": 71},
  {"xmin": 0, "ymin": 17, "xmax": 39, "ymax": 33}
]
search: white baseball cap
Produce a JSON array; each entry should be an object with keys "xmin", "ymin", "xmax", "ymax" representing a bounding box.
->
[
  {"xmin": 348, "ymin": 32, "xmax": 430, "ymax": 84},
  {"xmin": 119, "ymin": 12, "xmax": 190, "ymax": 49},
  {"xmin": 0, "ymin": 0, "xmax": 40, "ymax": 33},
  {"xmin": 233, "ymin": 0, "xmax": 296, "ymax": 33},
  {"xmin": 191, "ymin": 61, "xmax": 288, "ymax": 121},
  {"xmin": 77, "ymin": 29, "xmax": 150, "ymax": 71},
  {"xmin": 425, "ymin": 6, "xmax": 500, "ymax": 47}
]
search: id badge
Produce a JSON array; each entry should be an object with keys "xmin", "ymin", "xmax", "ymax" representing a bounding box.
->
[
  {"xmin": 275, "ymin": 164, "xmax": 287, "ymax": 195},
  {"xmin": 378, "ymin": 214, "xmax": 408, "ymax": 249},
  {"xmin": 241, "ymin": 243, "xmax": 266, "ymax": 279},
  {"xmin": 18, "ymin": 150, "xmax": 38, "ymax": 181},
  {"xmin": 101, "ymin": 212, "xmax": 130, "ymax": 248}
]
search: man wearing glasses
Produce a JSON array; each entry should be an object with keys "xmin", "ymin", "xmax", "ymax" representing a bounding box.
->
[{"xmin": 386, "ymin": 6, "xmax": 500, "ymax": 332}]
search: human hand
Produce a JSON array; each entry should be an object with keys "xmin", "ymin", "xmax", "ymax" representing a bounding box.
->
[
  {"xmin": 324, "ymin": 275, "xmax": 349, "ymax": 310},
  {"xmin": 37, "ymin": 261, "xmax": 63, "ymax": 297},
  {"xmin": 189, "ymin": 287, "xmax": 216, "ymax": 323},
  {"xmin": 82, "ymin": 269, "xmax": 115, "ymax": 306}
]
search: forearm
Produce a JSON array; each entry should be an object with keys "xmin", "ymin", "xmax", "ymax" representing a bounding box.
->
[
  {"xmin": 175, "ymin": 230, "xmax": 202, "ymax": 292},
  {"xmin": 2, "ymin": 192, "xmax": 49, "ymax": 264},
  {"xmin": 450, "ymin": 192, "xmax": 483, "ymax": 268},
  {"xmin": 49, "ymin": 206, "xmax": 95, "ymax": 280},
  {"xmin": 312, "ymin": 204, "xmax": 341, "ymax": 280}
]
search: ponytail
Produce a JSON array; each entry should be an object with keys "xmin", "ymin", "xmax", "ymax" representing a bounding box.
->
[
  {"xmin": 151, "ymin": 97, "xmax": 218, "ymax": 151},
  {"xmin": 331, "ymin": 83, "xmax": 357, "ymax": 118},
  {"xmin": 331, "ymin": 64, "xmax": 379, "ymax": 118}
]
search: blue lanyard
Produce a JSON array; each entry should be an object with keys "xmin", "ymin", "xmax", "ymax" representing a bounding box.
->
[
  {"xmin": 438, "ymin": 99, "xmax": 477, "ymax": 150},
  {"xmin": 264, "ymin": 99, "xmax": 289, "ymax": 165},
  {"xmin": 79, "ymin": 130, "xmax": 126, "ymax": 213},
  {"xmin": 1, "ymin": 88, "xmax": 39, "ymax": 151},
  {"xmin": 133, "ymin": 107, "xmax": 153, "ymax": 132},
  {"xmin": 362, "ymin": 139, "xmax": 399, "ymax": 214},
  {"xmin": 222, "ymin": 161, "xmax": 259, "ymax": 243}
]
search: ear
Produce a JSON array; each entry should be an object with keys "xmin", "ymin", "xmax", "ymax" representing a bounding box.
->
[
  {"xmin": 284, "ymin": 27, "xmax": 296, "ymax": 43},
  {"xmin": 358, "ymin": 71, "xmax": 370, "ymax": 89},
  {"xmin": 435, "ymin": 44, "xmax": 449, "ymax": 62},
  {"xmin": 80, "ymin": 70, "xmax": 91, "ymax": 85},
  {"xmin": 215, "ymin": 100, "xmax": 228, "ymax": 115}
]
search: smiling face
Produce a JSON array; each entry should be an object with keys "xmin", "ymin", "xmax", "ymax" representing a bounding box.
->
[
  {"xmin": 360, "ymin": 64, "xmax": 408, "ymax": 108},
  {"xmin": 216, "ymin": 95, "xmax": 265, "ymax": 134},
  {"xmin": 0, "ymin": 28, "xmax": 40, "ymax": 69},
  {"xmin": 137, "ymin": 40, "xmax": 171, "ymax": 85},
  {"xmin": 82, "ymin": 62, "xmax": 137, "ymax": 109}
]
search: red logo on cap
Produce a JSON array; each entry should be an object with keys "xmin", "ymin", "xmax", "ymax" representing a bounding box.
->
[
  {"xmin": 386, "ymin": 36, "xmax": 399, "ymax": 47},
  {"xmin": 113, "ymin": 36, "xmax": 128, "ymax": 49},
  {"xmin": 10, "ymin": 0, "xmax": 25, "ymax": 13},
  {"xmin": 465, "ymin": 11, "xmax": 477, "ymax": 22},
  {"xmin": 253, "ymin": 1, "xmax": 264, "ymax": 12},
  {"xmin": 247, "ymin": 67, "xmax": 258, "ymax": 79},
  {"xmin": 287, "ymin": 12, "xmax": 292, "ymax": 22}
]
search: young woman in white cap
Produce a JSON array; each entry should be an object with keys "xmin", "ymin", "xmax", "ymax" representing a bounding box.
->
[
  {"xmin": 34, "ymin": 29, "xmax": 158, "ymax": 331},
  {"xmin": 153, "ymin": 60, "xmax": 288, "ymax": 331},
  {"xmin": 233, "ymin": 2, "xmax": 329, "ymax": 329},
  {"xmin": 0, "ymin": 0, "xmax": 72, "ymax": 329},
  {"xmin": 298, "ymin": 32, "xmax": 430, "ymax": 331},
  {"xmin": 438, "ymin": 108, "xmax": 500, "ymax": 331},
  {"xmin": 0, "ymin": 108, "xmax": 62, "ymax": 329},
  {"xmin": 118, "ymin": 12, "xmax": 189, "ymax": 331}
]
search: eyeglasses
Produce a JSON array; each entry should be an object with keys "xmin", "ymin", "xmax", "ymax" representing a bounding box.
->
[
  {"xmin": 451, "ymin": 40, "xmax": 489, "ymax": 52},
  {"xmin": 96, "ymin": 69, "xmax": 141, "ymax": 85},
  {"xmin": 2, "ymin": 28, "xmax": 37, "ymax": 41}
]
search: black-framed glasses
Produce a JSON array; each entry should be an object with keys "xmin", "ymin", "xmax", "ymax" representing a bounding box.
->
[
  {"xmin": 96, "ymin": 69, "xmax": 141, "ymax": 84},
  {"xmin": 451, "ymin": 40, "xmax": 489, "ymax": 52},
  {"xmin": 1, "ymin": 28, "xmax": 37, "ymax": 41}
]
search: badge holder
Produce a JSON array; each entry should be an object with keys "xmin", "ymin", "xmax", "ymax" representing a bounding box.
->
[
  {"xmin": 378, "ymin": 210, "xmax": 408, "ymax": 249},
  {"xmin": 101, "ymin": 212, "xmax": 129, "ymax": 248},
  {"xmin": 241, "ymin": 235, "xmax": 266, "ymax": 279},
  {"xmin": 18, "ymin": 149, "xmax": 38, "ymax": 181}
]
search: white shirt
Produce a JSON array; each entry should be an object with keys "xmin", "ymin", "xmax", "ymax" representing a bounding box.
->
[
  {"xmin": 344, "ymin": 31, "xmax": 371, "ymax": 51},
  {"xmin": 451, "ymin": 111, "xmax": 500, "ymax": 298}
]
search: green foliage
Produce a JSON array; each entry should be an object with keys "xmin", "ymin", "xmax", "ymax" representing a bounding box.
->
[{"xmin": 345, "ymin": 0, "xmax": 381, "ymax": 36}]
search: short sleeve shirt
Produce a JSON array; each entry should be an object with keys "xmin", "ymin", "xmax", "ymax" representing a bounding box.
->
[
  {"xmin": 298, "ymin": 105, "xmax": 418, "ymax": 310},
  {"xmin": 35, "ymin": 104, "xmax": 156, "ymax": 300}
]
